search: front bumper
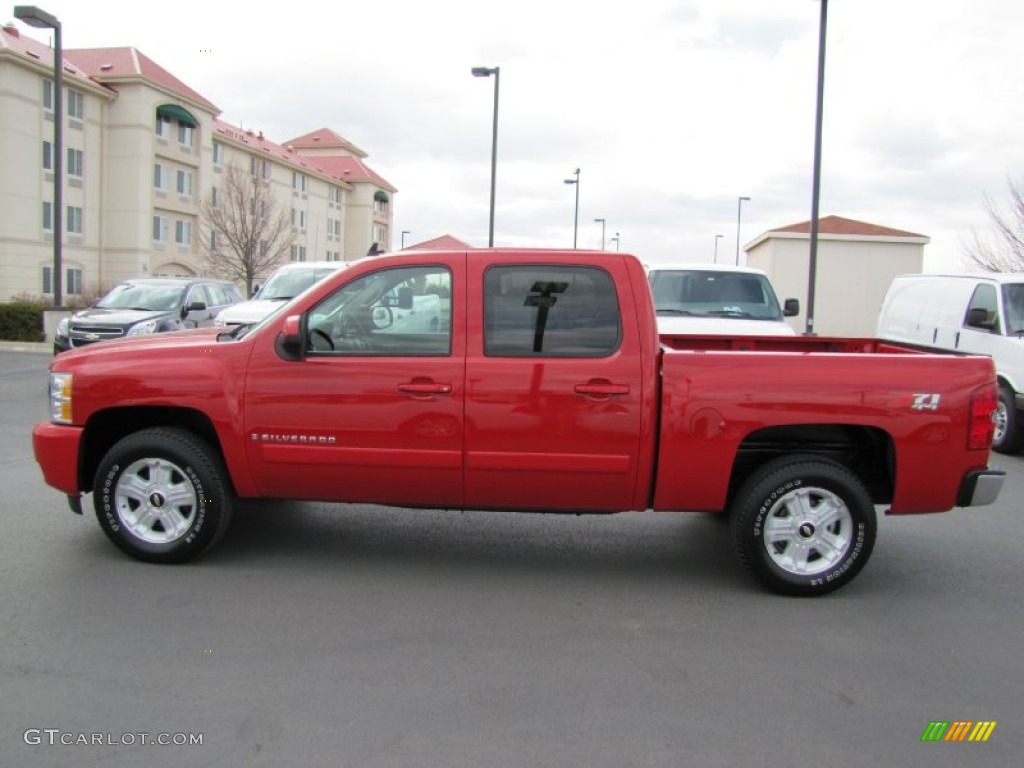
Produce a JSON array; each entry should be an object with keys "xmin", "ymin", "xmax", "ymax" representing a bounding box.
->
[
  {"xmin": 957, "ymin": 467, "xmax": 1006, "ymax": 507},
  {"xmin": 32, "ymin": 422, "xmax": 84, "ymax": 496}
]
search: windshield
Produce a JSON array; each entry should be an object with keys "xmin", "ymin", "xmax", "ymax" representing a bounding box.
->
[
  {"xmin": 95, "ymin": 283, "xmax": 185, "ymax": 312},
  {"xmin": 1002, "ymin": 283, "xmax": 1024, "ymax": 335},
  {"xmin": 257, "ymin": 267, "xmax": 335, "ymax": 301},
  {"xmin": 648, "ymin": 270, "xmax": 783, "ymax": 321}
]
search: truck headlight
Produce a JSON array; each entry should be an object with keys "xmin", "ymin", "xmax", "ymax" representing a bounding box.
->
[
  {"xmin": 127, "ymin": 319, "xmax": 159, "ymax": 336},
  {"xmin": 49, "ymin": 372, "xmax": 73, "ymax": 424}
]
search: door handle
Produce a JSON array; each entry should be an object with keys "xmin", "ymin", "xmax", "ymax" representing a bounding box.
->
[
  {"xmin": 574, "ymin": 382, "xmax": 630, "ymax": 396},
  {"xmin": 398, "ymin": 381, "xmax": 452, "ymax": 395}
]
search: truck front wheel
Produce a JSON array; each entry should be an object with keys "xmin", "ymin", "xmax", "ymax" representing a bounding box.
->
[
  {"xmin": 731, "ymin": 456, "xmax": 876, "ymax": 596},
  {"xmin": 992, "ymin": 385, "xmax": 1023, "ymax": 454},
  {"xmin": 93, "ymin": 427, "xmax": 233, "ymax": 563}
]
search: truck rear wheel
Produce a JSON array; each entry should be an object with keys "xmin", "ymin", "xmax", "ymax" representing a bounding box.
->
[
  {"xmin": 992, "ymin": 385, "xmax": 1023, "ymax": 454},
  {"xmin": 93, "ymin": 427, "xmax": 233, "ymax": 563},
  {"xmin": 731, "ymin": 456, "xmax": 876, "ymax": 596}
]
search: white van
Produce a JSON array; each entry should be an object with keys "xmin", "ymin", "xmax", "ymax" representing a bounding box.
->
[
  {"xmin": 215, "ymin": 261, "xmax": 347, "ymax": 327},
  {"xmin": 646, "ymin": 263, "xmax": 799, "ymax": 336},
  {"xmin": 876, "ymin": 272, "xmax": 1024, "ymax": 453}
]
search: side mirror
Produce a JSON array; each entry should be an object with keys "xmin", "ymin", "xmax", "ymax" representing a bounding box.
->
[
  {"xmin": 275, "ymin": 314, "xmax": 304, "ymax": 360},
  {"xmin": 183, "ymin": 300, "xmax": 207, "ymax": 318},
  {"xmin": 966, "ymin": 307, "xmax": 997, "ymax": 331},
  {"xmin": 397, "ymin": 286, "xmax": 414, "ymax": 310},
  {"xmin": 783, "ymin": 298, "xmax": 800, "ymax": 317}
]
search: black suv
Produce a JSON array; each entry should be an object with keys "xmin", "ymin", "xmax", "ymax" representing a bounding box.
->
[{"xmin": 54, "ymin": 277, "xmax": 243, "ymax": 354}]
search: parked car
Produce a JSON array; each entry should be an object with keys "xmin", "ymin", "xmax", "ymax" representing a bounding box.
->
[
  {"xmin": 54, "ymin": 278, "xmax": 243, "ymax": 354},
  {"xmin": 215, "ymin": 261, "xmax": 347, "ymax": 328},
  {"xmin": 647, "ymin": 263, "xmax": 799, "ymax": 336},
  {"xmin": 876, "ymin": 271, "xmax": 1024, "ymax": 453}
]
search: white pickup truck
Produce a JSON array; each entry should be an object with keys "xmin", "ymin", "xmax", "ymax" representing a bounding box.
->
[{"xmin": 647, "ymin": 263, "xmax": 799, "ymax": 336}]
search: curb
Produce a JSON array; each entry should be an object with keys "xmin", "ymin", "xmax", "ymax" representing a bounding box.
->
[{"xmin": 0, "ymin": 340, "xmax": 51, "ymax": 354}]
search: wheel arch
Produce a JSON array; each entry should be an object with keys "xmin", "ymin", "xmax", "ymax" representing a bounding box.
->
[
  {"xmin": 726, "ymin": 423, "xmax": 894, "ymax": 509},
  {"xmin": 79, "ymin": 407, "xmax": 230, "ymax": 495}
]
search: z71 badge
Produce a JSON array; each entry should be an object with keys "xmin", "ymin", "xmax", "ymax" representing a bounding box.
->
[{"xmin": 911, "ymin": 393, "xmax": 941, "ymax": 411}]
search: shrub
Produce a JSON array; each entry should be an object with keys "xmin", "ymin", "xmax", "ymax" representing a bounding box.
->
[{"xmin": 0, "ymin": 296, "xmax": 47, "ymax": 342}]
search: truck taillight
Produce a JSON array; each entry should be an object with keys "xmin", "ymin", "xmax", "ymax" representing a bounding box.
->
[{"xmin": 968, "ymin": 383, "xmax": 998, "ymax": 450}]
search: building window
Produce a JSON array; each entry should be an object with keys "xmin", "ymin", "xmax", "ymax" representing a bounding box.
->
[
  {"xmin": 42, "ymin": 201, "xmax": 52, "ymax": 231},
  {"xmin": 292, "ymin": 172, "xmax": 307, "ymax": 192},
  {"xmin": 66, "ymin": 206, "xmax": 83, "ymax": 235},
  {"xmin": 175, "ymin": 220, "xmax": 192, "ymax": 246},
  {"xmin": 43, "ymin": 79, "xmax": 53, "ymax": 110},
  {"xmin": 250, "ymin": 157, "xmax": 270, "ymax": 180},
  {"xmin": 67, "ymin": 89, "xmax": 84, "ymax": 120},
  {"xmin": 155, "ymin": 114, "xmax": 171, "ymax": 138},
  {"xmin": 289, "ymin": 245, "xmax": 307, "ymax": 262},
  {"xmin": 213, "ymin": 142, "xmax": 224, "ymax": 165},
  {"xmin": 328, "ymin": 186, "xmax": 341, "ymax": 204},
  {"xmin": 154, "ymin": 163, "xmax": 167, "ymax": 191},
  {"xmin": 42, "ymin": 266, "xmax": 52, "ymax": 294},
  {"xmin": 374, "ymin": 198, "xmax": 389, "ymax": 215},
  {"xmin": 67, "ymin": 148, "xmax": 83, "ymax": 178},
  {"xmin": 43, "ymin": 141, "xmax": 53, "ymax": 170},
  {"xmin": 178, "ymin": 123, "xmax": 194, "ymax": 146},
  {"xmin": 153, "ymin": 215, "xmax": 168, "ymax": 242},
  {"xmin": 210, "ymin": 186, "xmax": 218, "ymax": 209},
  {"xmin": 176, "ymin": 169, "xmax": 193, "ymax": 196},
  {"xmin": 209, "ymin": 230, "xmax": 219, "ymax": 251},
  {"xmin": 66, "ymin": 268, "xmax": 83, "ymax": 296},
  {"xmin": 373, "ymin": 224, "xmax": 387, "ymax": 244}
]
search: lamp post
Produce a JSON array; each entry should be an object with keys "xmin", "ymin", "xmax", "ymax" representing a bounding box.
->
[
  {"xmin": 806, "ymin": 0, "xmax": 829, "ymax": 335},
  {"xmin": 564, "ymin": 168, "xmax": 580, "ymax": 248},
  {"xmin": 610, "ymin": 232, "xmax": 620, "ymax": 251},
  {"xmin": 400, "ymin": 230, "xmax": 409, "ymax": 249},
  {"xmin": 714, "ymin": 234, "xmax": 724, "ymax": 263},
  {"xmin": 735, "ymin": 196, "xmax": 751, "ymax": 265},
  {"xmin": 471, "ymin": 66, "xmax": 499, "ymax": 247},
  {"xmin": 16, "ymin": 5, "xmax": 62, "ymax": 307},
  {"xmin": 594, "ymin": 218, "xmax": 606, "ymax": 250}
]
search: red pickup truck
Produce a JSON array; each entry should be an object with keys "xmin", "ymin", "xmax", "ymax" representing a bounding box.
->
[{"xmin": 33, "ymin": 249, "xmax": 1005, "ymax": 595}]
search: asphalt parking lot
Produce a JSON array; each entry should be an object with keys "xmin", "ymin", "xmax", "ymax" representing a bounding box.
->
[{"xmin": 1, "ymin": 348, "xmax": 1021, "ymax": 767}]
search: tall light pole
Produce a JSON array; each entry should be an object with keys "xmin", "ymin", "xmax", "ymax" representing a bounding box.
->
[
  {"xmin": 564, "ymin": 168, "xmax": 580, "ymax": 248},
  {"xmin": 400, "ymin": 230, "xmax": 409, "ymax": 249},
  {"xmin": 594, "ymin": 218, "xmax": 606, "ymax": 250},
  {"xmin": 714, "ymin": 234, "xmax": 724, "ymax": 263},
  {"xmin": 471, "ymin": 66, "xmax": 499, "ymax": 247},
  {"xmin": 735, "ymin": 196, "xmax": 751, "ymax": 265},
  {"xmin": 610, "ymin": 232, "xmax": 620, "ymax": 251},
  {"xmin": 16, "ymin": 5, "xmax": 62, "ymax": 307},
  {"xmin": 806, "ymin": 0, "xmax": 829, "ymax": 335}
]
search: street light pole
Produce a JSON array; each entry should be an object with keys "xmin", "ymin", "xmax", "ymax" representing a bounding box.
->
[
  {"xmin": 714, "ymin": 234, "xmax": 724, "ymax": 263},
  {"xmin": 16, "ymin": 5, "xmax": 62, "ymax": 307},
  {"xmin": 806, "ymin": 0, "xmax": 829, "ymax": 335},
  {"xmin": 471, "ymin": 66, "xmax": 500, "ymax": 247},
  {"xmin": 610, "ymin": 232, "xmax": 620, "ymax": 251},
  {"xmin": 401, "ymin": 230, "xmax": 409, "ymax": 249},
  {"xmin": 564, "ymin": 168, "xmax": 580, "ymax": 248},
  {"xmin": 735, "ymin": 196, "xmax": 751, "ymax": 265},
  {"xmin": 594, "ymin": 218, "xmax": 606, "ymax": 250}
]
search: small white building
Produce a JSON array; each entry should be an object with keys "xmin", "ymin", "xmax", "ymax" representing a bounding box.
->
[{"xmin": 745, "ymin": 215, "xmax": 929, "ymax": 337}]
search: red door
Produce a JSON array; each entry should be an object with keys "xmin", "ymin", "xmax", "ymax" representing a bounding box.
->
[{"xmin": 463, "ymin": 255, "xmax": 645, "ymax": 511}]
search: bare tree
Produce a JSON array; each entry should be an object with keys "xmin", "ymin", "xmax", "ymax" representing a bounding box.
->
[
  {"xmin": 199, "ymin": 162, "xmax": 295, "ymax": 297},
  {"xmin": 964, "ymin": 177, "xmax": 1024, "ymax": 272}
]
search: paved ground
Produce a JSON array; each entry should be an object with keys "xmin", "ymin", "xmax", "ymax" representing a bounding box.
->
[{"xmin": 1, "ymin": 349, "xmax": 1021, "ymax": 767}]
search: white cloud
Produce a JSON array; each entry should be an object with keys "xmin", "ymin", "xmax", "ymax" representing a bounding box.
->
[{"xmin": 12, "ymin": 0, "xmax": 1024, "ymax": 270}]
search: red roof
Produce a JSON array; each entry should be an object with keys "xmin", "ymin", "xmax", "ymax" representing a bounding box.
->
[
  {"xmin": 407, "ymin": 235, "xmax": 475, "ymax": 250},
  {"xmin": 1, "ymin": 24, "xmax": 97, "ymax": 87},
  {"xmin": 64, "ymin": 47, "xmax": 218, "ymax": 113},
  {"xmin": 307, "ymin": 155, "xmax": 396, "ymax": 192},
  {"xmin": 771, "ymin": 215, "xmax": 925, "ymax": 239},
  {"xmin": 286, "ymin": 128, "xmax": 366, "ymax": 158}
]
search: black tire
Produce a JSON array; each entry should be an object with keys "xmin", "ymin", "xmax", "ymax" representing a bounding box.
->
[
  {"xmin": 93, "ymin": 427, "xmax": 233, "ymax": 563},
  {"xmin": 731, "ymin": 456, "xmax": 876, "ymax": 596},
  {"xmin": 992, "ymin": 385, "xmax": 1023, "ymax": 454}
]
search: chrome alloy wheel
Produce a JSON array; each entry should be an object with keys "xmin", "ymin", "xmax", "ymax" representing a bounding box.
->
[
  {"xmin": 114, "ymin": 457, "xmax": 198, "ymax": 545},
  {"xmin": 994, "ymin": 400, "xmax": 1009, "ymax": 444},
  {"xmin": 762, "ymin": 486, "xmax": 854, "ymax": 576}
]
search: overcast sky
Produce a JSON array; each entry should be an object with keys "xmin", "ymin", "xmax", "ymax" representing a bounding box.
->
[{"xmin": 11, "ymin": 0, "xmax": 1024, "ymax": 269}]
